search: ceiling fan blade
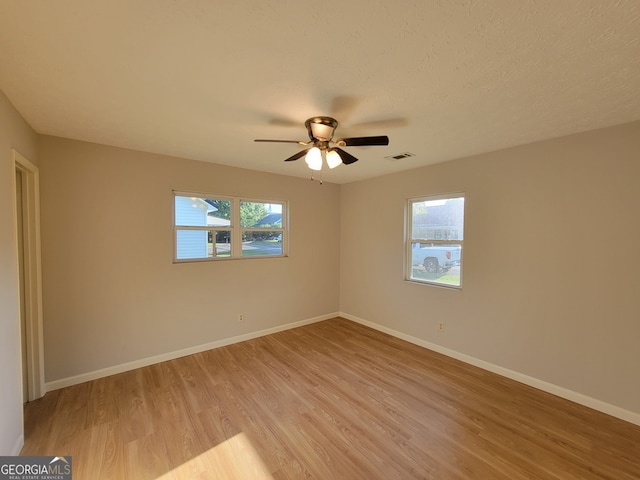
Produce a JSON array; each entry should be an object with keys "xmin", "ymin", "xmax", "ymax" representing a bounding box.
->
[
  {"xmin": 335, "ymin": 148, "xmax": 359, "ymax": 165},
  {"xmin": 254, "ymin": 139, "xmax": 309, "ymax": 144},
  {"xmin": 284, "ymin": 148, "xmax": 310, "ymax": 162},
  {"xmin": 337, "ymin": 135, "xmax": 389, "ymax": 147}
]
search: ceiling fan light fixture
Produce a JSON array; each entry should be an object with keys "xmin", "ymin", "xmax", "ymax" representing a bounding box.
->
[
  {"xmin": 305, "ymin": 147, "xmax": 322, "ymax": 170},
  {"xmin": 326, "ymin": 149, "xmax": 343, "ymax": 169}
]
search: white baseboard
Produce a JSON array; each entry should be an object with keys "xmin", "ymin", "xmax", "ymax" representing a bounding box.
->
[
  {"xmin": 11, "ymin": 434, "xmax": 24, "ymax": 456},
  {"xmin": 340, "ymin": 312, "xmax": 640, "ymax": 427},
  {"xmin": 44, "ymin": 311, "xmax": 640, "ymax": 427},
  {"xmin": 45, "ymin": 312, "xmax": 338, "ymax": 392}
]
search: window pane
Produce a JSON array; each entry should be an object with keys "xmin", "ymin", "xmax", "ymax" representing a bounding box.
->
[
  {"xmin": 175, "ymin": 196, "xmax": 231, "ymax": 227},
  {"xmin": 409, "ymin": 242, "xmax": 461, "ymax": 286},
  {"xmin": 207, "ymin": 200, "xmax": 231, "ymax": 227},
  {"xmin": 240, "ymin": 201, "xmax": 283, "ymax": 228},
  {"xmin": 242, "ymin": 230, "xmax": 283, "ymax": 257},
  {"xmin": 411, "ymin": 197, "xmax": 464, "ymax": 240},
  {"xmin": 176, "ymin": 230, "xmax": 210, "ymax": 259},
  {"xmin": 212, "ymin": 231, "xmax": 231, "ymax": 257}
]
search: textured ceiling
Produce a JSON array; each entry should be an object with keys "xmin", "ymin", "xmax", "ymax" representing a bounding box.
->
[{"xmin": 0, "ymin": 1, "xmax": 639, "ymax": 184}]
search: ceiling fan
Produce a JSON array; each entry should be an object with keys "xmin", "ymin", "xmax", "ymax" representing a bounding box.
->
[{"xmin": 254, "ymin": 116, "xmax": 389, "ymax": 171}]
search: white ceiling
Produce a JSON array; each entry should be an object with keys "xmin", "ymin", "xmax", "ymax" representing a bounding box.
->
[{"xmin": 1, "ymin": 1, "xmax": 639, "ymax": 184}]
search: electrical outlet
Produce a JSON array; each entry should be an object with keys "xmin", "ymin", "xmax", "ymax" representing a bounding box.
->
[
  {"xmin": 438, "ymin": 322, "xmax": 445, "ymax": 332},
  {"xmin": 238, "ymin": 314, "xmax": 244, "ymax": 322}
]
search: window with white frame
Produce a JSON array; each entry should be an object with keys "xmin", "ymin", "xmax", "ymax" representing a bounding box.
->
[
  {"xmin": 173, "ymin": 192, "xmax": 287, "ymax": 262},
  {"xmin": 406, "ymin": 194, "xmax": 464, "ymax": 287}
]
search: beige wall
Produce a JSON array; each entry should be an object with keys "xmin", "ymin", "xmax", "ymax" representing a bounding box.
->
[
  {"xmin": 38, "ymin": 136, "xmax": 340, "ymax": 382},
  {"xmin": 0, "ymin": 89, "xmax": 38, "ymax": 454},
  {"xmin": 340, "ymin": 121, "xmax": 640, "ymax": 416}
]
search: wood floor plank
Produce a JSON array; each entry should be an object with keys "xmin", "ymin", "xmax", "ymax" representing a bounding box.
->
[{"xmin": 21, "ymin": 317, "xmax": 640, "ymax": 479}]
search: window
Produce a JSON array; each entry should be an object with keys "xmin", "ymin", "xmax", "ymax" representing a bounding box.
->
[
  {"xmin": 173, "ymin": 192, "xmax": 287, "ymax": 262},
  {"xmin": 406, "ymin": 194, "xmax": 464, "ymax": 287}
]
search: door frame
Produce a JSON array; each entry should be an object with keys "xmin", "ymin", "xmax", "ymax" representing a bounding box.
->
[{"xmin": 12, "ymin": 149, "xmax": 45, "ymax": 401}]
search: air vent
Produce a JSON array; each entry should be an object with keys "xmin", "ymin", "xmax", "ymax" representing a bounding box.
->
[{"xmin": 385, "ymin": 152, "xmax": 415, "ymax": 161}]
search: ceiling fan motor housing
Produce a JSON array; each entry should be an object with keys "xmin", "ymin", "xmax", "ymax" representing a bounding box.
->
[{"xmin": 305, "ymin": 116, "xmax": 338, "ymax": 142}]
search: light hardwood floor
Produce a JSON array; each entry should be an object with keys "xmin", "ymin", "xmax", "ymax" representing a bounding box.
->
[{"xmin": 21, "ymin": 317, "xmax": 640, "ymax": 479}]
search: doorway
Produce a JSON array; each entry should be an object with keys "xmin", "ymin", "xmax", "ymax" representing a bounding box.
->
[{"xmin": 13, "ymin": 149, "xmax": 44, "ymax": 402}]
